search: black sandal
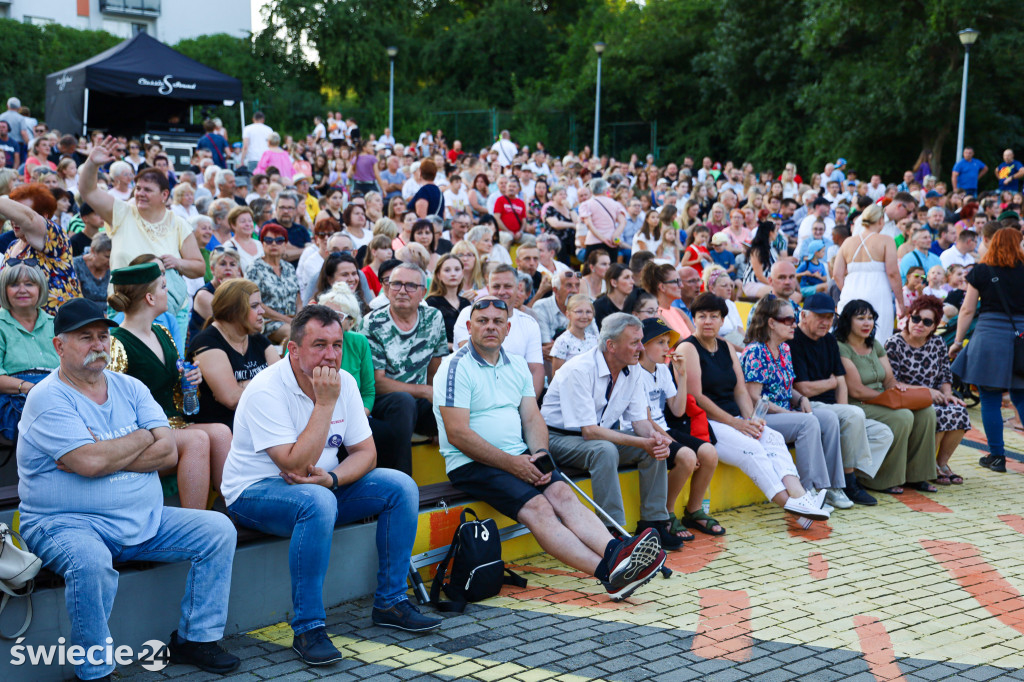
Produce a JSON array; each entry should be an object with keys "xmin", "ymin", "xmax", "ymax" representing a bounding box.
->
[
  {"xmin": 907, "ymin": 481, "xmax": 938, "ymax": 493},
  {"xmin": 682, "ymin": 508, "xmax": 726, "ymax": 536},
  {"xmin": 880, "ymin": 486, "xmax": 904, "ymax": 495}
]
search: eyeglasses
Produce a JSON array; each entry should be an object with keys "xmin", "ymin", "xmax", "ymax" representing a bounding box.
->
[
  {"xmin": 472, "ymin": 299, "xmax": 509, "ymax": 312},
  {"xmin": 663, "ymin": 278, "xmax": 681, "ymax": 286},
  {"xmin": 263, "ymin": 237, "xmax": 287, "ymax": 245},
  {"xmin": 390, "ymin": 281, "xmax": 424, "ymax": 292},
  {"xmin": 910, "ymin": 314, "xmax": 937, "ymax": 328},
  {"xmin": 772, "ymin": 316, "xmax": 797, "ymax": 326}
]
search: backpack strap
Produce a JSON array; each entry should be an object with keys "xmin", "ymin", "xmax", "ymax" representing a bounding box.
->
[{"xmin": 503, "ymin": 567, "xmax": 527, "ymax": 588}]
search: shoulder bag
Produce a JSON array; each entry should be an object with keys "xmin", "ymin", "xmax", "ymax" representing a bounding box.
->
[
  {"xmin": 989, "ymin": 271, "xmax": 1024, "ymax": 377},
  {"xmin": 865, "ymin": 386, "xmax": 933, "ymax": 411},
  {"xmin": 0, "ymin": 522, "xmax": 42, "ymax": 639}
]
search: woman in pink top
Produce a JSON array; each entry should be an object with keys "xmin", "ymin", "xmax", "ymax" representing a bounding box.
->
[
  {"xmin": 254, "ymin": 132, "xmax": 295, "ymax": 180},
  {"xmin": 723, "ymin": 209, "xmax": 752, "ymax": 255},
  {"xmin": 642, "ymin": 261, "xmax": 695, "ymax": 339}
]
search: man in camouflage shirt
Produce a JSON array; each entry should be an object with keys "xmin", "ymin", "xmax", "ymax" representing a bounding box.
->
[{"xmin": 361, "ymin": 262, "xmax": 448, "ymax": 473}]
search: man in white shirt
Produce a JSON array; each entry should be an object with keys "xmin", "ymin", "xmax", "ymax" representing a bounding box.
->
[
  {"xmin": 378, "ymin": 127, "xmax": 395, "ymax": 150},
  {"xmin": 872, "ymin": 191, "xmax": 917, "ymax": 239},
  {"xmin": 524, "ymin": 150, "xmax": 551, "ymax": 180},
  {"xmin": 222, "ymin": 306, "xmax": 441, "ymax": 667},
  {"xmin": 940, "ymin": 229, "xmax": 978, "ymax": 269},
  {"xmin": 865, "ymin": 175, "xmax": 886, "ymax": 201},
  {"xmin": 797, "ymin": 197, "xmax": 836, "ymax": 247},
  {"xmin": 491, "ymin": 129, "xmax": 518, "ymax": 167},
  {"xmin": 453, "ymin": 264, "xmax": 545, "ymax": 395},
  {"xmin": 539, "ymin": 313, "xmax": 682, "ymax": 550},
  {"xmin": 311, "ymin": 116, "xmax": 326, "ymax": 141},
  {"xmin": 239, "ymin": 111, "xmax": 273, "ymax": 171}
]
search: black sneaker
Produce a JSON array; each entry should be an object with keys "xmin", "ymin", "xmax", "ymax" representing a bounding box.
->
[
  {"xmin": 604, "ymin": 528, "xmax": 665, "ymax": 601},
  {"xmin": 980, "ymin": 455, "xmax": 1007, "ymax": 472},
  {"xmin": 844, "ymin": 473, "xmax": 877, "ymax": 506},
  {"xmin": 372, "ymin": 599, "xmax": 442, "ymax": 632},
  {"xmin": 168, "ymin": 630, "xmax": 240, "ymax": 674},
  {"xmin": 635, "ymin": 519, "xmax": 684, "ymax": 551},
  {"xmin": 292, "ymin": 626, "xmax": 344, "ymax": 666}
]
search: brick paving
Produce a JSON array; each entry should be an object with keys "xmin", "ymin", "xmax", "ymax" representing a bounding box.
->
[{"xmin": 120, "ymin": 410, "xmax": 1024, "ymax": 682}]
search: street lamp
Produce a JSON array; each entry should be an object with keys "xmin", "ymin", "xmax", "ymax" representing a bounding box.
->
[
  {"xmin": 387, "ymin": 46, "xmax": 398, "ymax": 135},
  {"xmin": 593, "ymin": 41, "xmax": 605, "ymax": 159},
  {"xmin": 955, "ymin": 28, "xmax": 979, "ymax": 163}
]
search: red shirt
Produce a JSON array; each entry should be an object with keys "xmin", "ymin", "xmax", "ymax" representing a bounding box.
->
[
  {"xmin": 494, "ymin": 196, "xmax": 527, "ymax": 233},
  {"xmin": 362, "ymin": 265, "xmax": 381, "ymax": 295}
]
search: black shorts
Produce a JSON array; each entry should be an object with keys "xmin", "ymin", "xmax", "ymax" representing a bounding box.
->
[
  {"xmin": 448, "ymin": 460, "xmax": 566, "ymax": 521},
  {"xmin": 666, "ymin": 427, "xmax": 710, "ymax": 470}
]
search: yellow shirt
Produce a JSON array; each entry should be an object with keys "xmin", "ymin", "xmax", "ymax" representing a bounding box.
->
[
  {"xmin": 109, "ymin": 199, "xmax": 191, "ymax": 271},
  {"xmin": 305, "ymin": 193, "xmax": 319, "ymax": 224}
]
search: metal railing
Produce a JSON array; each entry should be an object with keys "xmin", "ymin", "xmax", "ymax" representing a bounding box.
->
[{"xmin": 99, "ymin": 0, "xmax": 161, "ymax": 17}]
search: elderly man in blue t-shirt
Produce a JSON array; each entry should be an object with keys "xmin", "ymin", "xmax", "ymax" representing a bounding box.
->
[{"xmin": 17, "ymin": 298, "xmax": 239, "ymax": 681}]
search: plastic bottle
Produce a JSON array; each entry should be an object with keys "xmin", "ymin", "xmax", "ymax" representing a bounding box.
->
[{"xmin": 178, "ymin": 359, "xmax": 199, "ymax": 416}]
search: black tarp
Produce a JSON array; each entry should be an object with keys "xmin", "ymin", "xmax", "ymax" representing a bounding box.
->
[{"xmin": 45, "ymin": 32, "xmax": 243, "ymax": 136}]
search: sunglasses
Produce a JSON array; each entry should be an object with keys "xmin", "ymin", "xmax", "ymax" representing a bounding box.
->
[
  {"xmin": 561, "ymin": 272, "xmax": 583, "ymax": 280},
  {"xmin": 211, "ymin": 245, "xmax": 239, "ymax": 254},
  {"xmin": 472, "ymin": 299, "xmax": 509, "ymax": 312},
  {"xmin": 772, "ymin": 316, "xmax": 797, "ymax": 326},
  {"xmin": 329, "ymin": 249, "xmax": 353, "ymax": 257},
  {"xmin": 263, "ymin": 236, "xmax": 287, "ymax": 244},
  {"xmin": 910, "ymin": 314, "xmax": 937, "ymax": 328}
]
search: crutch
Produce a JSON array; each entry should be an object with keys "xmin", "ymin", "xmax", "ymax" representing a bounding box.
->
[{"xmin": 547, "ymin": 460, "xmax": 673, "ymax": 579}]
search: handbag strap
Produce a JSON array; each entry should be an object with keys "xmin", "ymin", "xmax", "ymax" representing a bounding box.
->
[
  {"xmin": 0, "ymin": 582, "xmax": 34, "ymax": 640},
  {"xmin": 989, "ymin": 273, "xmax": 1023, "ymax": 336}
]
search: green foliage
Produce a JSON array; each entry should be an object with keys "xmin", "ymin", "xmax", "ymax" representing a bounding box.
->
[
  {"xmin": 0, "ymin": 19, "xmax": 121, "ymax": 115},
  {"xmin": 8, "ymin": 0, "xmax": 1024, "ymax": 181}
]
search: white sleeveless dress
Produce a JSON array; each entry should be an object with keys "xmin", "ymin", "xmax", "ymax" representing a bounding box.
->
[{"xmin": 837, "ymin": 233, "xmax": 895, "ymax": 342}]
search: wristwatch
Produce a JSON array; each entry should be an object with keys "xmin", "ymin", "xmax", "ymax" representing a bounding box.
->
[{"xmin": 328, "ymin": 471, "xmax": 340, "ymax": 491}]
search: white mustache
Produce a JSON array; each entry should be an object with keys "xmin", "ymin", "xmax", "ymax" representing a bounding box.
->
[{"xmin": 84, "ymin": 351, "xmax": 110, "ymax": 367}]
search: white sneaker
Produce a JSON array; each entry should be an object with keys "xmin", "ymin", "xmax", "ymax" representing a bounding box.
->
[
  {"xmin": 825, "ymin": 488, "xmax": 854, "ymax": 509},
  {"xmin": 809, "ymin": 488, "xmax": 827, "ymax": 508},
  {"xmin": 784, "ymin": 494, "xmax": 831, "ymax": 521}
]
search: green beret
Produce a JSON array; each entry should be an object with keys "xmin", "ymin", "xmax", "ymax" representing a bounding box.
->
[
  {"xmin": 110, "ymin": 262, "xmax": 161, "ymax": 286},
  {"xmin": 997, "ymin": 210, "xmax": 1021, "ymax": 222}
]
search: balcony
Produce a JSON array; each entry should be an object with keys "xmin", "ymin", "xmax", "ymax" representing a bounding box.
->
[{"xmin": 100, "ymin": 0, "xmax": 161, "ymax": 17}]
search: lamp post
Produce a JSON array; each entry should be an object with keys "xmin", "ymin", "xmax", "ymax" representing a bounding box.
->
[
  {"xmin": 955, "ymin": 28, "xmax": 979, "ymax": 164},
  {"xmin": 593, "ymin": 41, "xmax": 605, "ymax": 159},
  {"xmin": 387, "ymin": 46, "xmax": 398, "ymax": 135}
]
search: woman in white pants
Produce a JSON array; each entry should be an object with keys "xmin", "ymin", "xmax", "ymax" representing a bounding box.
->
[{"xmin": 680, "ymin": 293, "xmax": 829, "ymax": 521}]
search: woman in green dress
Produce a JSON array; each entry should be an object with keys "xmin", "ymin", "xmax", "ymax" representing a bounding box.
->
[
  {"xmin": 107, "ymin": 262, "xmax": 232, "ymax": 510},
  {"xmin": 836, "ymin": 298, "xmax": 937, "ymax": 494}
]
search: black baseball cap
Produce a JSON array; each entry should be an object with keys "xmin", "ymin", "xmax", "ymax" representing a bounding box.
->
[
  {"xmin": 803, "ymin": 293, "xmax": 837, "ymax": 315},
  {"xmin": 641, "ymin": 317, "xmax": 681, "ymax": 348},
  {"xmin": 53, "ymin": 298, "xmax": 118, "ymax": 335}
]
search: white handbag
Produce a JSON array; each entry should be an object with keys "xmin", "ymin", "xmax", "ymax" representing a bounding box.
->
[{"xmin": 0, "ymin": 522, "xmax": 42, "ymax": 639}]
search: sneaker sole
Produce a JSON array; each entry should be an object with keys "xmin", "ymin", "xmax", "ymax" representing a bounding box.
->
[
  {"xmin": 608, "ymin": 551, "xmax": 667, "ymax": 602},
  {"xmin": 292, "ymin": 645, "xmax": 344, "ymax": 666},
  {"xmin": 608, "ymin": 532, "xmax": 662, "ymax": 585},
  {"xmin": 784, "ymin": 507, "xmax": 830, "ymax": 521},
  {"xmin": 372, "ymin": 619, "xmax": 442, "ymax": 633}
]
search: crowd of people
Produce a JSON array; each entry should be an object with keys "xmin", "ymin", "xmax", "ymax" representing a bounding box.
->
[{"xmin": 2, "ymin": 98, "xmax": 1024, "ymax": 681}]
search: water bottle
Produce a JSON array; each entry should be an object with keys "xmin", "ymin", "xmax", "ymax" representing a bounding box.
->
[
  {"xmin": 753, "ymin": 396, "xmax": 770, "ymax": 422},
  {"xmin": 701, "ymin": 498, "xmax": 711, "ymax": 515},
  {"xmin": 178, "ymin": 360, "xmax": 200, "ymax": 416}
]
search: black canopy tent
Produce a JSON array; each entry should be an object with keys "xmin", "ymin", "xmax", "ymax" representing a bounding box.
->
[{"xmin": 45, "ymin": 32, "xmax": 244, "ymax": 137}]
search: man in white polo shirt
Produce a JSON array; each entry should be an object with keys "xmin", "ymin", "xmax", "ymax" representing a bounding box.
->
[
  {"xmin": 435, "ymin": 298, "xmax": 665, "ymax": 601},
  {"xmin": 222, "ymin": 305, "xmax": 441, "ymax": 668},
  {"xmin": 940, "ymin": 228, "xmax": 978, "ymax": 270},
  {"xmin": 453, "ymin": 264, "xmax": 544, "ymax": 395},
  {"xmin": 540, "ymin": 313, "xmax": 682, "ymax": 551}
]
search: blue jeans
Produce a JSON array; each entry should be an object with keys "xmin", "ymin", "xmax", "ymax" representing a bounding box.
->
[
  {"xmin": 22, "ymin": 507, "xmax": 236, "ymax": 681},
  {"xmin": 226, "ymin": 469, "xmax": 418, "ymax": 634},
  {"xmin": 980, "ymin": 388, "xmax": 1024, "ymax": 457}
]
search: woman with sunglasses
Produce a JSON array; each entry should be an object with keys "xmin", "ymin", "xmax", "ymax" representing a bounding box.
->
[
  {"xmin": 743, "ymin": 297, "xmax": 848, "ymax": 505},
  {"xmin": 246, "ymin": 223, "xmax": 300, "ymax": 343},
  {"xmin": 641, "ymin": 261, "xmax": 694, "ymax": 338},
  {"xmin": 885, "ymin": 295, "xmax": 970, "ymax": 485},
  {"xmin": 837, "ymin": 299, "xmax": 937, "ymax": 494}
]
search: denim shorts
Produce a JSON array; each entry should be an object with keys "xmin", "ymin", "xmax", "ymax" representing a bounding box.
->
[{"xmin": 448, "ymin": 460, "xmax": 565, "ymax": 521}]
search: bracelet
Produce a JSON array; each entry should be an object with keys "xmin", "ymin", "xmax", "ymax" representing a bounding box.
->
[{"xmin": 18, "ymin": 381, "xmax": 26, "ymax": 395}]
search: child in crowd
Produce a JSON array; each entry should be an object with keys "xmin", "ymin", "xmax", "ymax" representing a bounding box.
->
[
  {"xmin": 922, "ymin": 265, "xmax": 948, "ymax": 299},
  {"xmin": 681, "ymin": 224, "xmax": 713, "ymax": 277},
  {"xmin": 637, "ymin": 318, "xmax": 723, "ymax": 538},
  {"xmin": 903, "ymin": 265, "xmax": 925, "ymax": 308},
  {"xmin": 795, "ymin": 238, "xmax": 829, "ymax": 298},
  {"xmin": 709, "ymin": 231, "xmax": 737, "ymax": 279},
  {"xmin": 549, "ymin": 294, "xmax": 598, "ymax": 375}
]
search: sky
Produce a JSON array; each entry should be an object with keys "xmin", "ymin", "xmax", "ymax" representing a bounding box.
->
[{"xmin": 251, "ymin": 0, "xmax": 269, "ymax": 35}]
